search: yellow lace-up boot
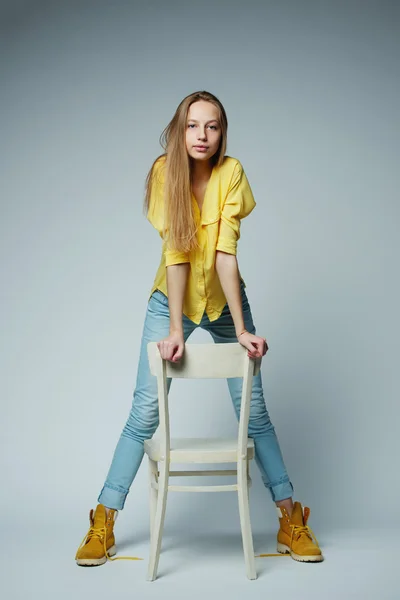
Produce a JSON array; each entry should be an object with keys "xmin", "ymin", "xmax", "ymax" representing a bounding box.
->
[
  {"xmin": 75, "ymin": 504, "xmax": 143, "ymax": 566},
  {"xmin": 75, "ymin": 504, "xmax": 118, "ymax": 566},
  {"xmin": 276, "ymin": 501, "xmax": 324, "ymax": 562}
]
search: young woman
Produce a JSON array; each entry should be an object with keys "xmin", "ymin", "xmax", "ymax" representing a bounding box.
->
[{"xmin": 75, "ymin": 91, "xmax": 323, "ymax": 567}]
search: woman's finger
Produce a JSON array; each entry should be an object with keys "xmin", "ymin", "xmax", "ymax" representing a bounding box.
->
[
  {"xmin": 252, "ymin": 341, "xmax": 263, "ymax": 355},
  {"xmin": 167, "ymin": 345, "xmax": 176, "ymax": 361},
  {"xmin": 239, "ymin": 338, "xmax": 258, "ymax": 357},
  {"xmin": 171, "ymin": 344, "xmax": 184, "ymax": 362},
  {"xmin": 158, "ymin": 341, "xmax": 173, "ymax": 361},
  {"xmin": 247, "ymin": 344, "xmax": 260, "ymax": 358}
]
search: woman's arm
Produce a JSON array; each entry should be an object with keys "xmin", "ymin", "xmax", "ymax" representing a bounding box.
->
[
  {"xmin": 156, "ymin": 263, "xmax": 190, "ymax": 362},
  {"xmin": 167, "ymin": 263, "xmax": 190, "ymax": 334},
  {"xmin": 215, "ymin": 250, "xmax": 267, "ymax": 359},
  {"xmin": 215, "ymin": 251, "xmax": 245, "ymax": 336}
]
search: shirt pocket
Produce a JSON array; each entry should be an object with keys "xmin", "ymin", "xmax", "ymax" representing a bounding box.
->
[{"xmin": 201, "ymin": 208, "xmax": 221, "ymax": 227}]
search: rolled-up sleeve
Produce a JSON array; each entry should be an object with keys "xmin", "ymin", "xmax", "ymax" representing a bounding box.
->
[
  {"xmin": 165, "ymin": 248, "xmax": 190, "ymax": 266},
  {"xmin": 147, "ymin": 159, "xmax": 190, "ymax": 266},
  {"xmin": 216, "ymin": 161, "xmax": 256, "ymax": 255}
]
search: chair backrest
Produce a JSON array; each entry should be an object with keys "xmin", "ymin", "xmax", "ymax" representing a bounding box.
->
[{"xmin": 147, "ymin": 342, "xmax": 262, "ymax": 462}]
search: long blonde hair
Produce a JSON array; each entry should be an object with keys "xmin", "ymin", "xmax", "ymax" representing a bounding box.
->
[{"xmin": 143, "ymin": 91, "xmax": 228, "ymax": 254}]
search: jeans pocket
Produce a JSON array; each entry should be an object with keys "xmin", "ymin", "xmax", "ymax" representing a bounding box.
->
[{"xmin": 151, "ymin": 289, "xmax": 169, "ymax": 307}]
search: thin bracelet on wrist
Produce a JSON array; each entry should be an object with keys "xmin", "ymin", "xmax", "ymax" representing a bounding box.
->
[{"xmin": 237, "ymin": 329, "xmax": 248, "ymax": 338}]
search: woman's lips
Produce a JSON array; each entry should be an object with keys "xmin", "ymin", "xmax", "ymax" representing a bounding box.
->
[{"xmin": 194, "ymin": 146, "xmax": 208, "ymax": 152}]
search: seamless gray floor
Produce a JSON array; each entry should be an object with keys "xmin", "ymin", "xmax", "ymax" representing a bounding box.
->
[{"xmin": 4, "ymin": 523, "xmax": 396, "ymax": 600}]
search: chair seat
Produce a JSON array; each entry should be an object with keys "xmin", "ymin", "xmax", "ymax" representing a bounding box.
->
[{"xmin": 144, "ymin": 436, "xmax": 255, "ymax": 463}]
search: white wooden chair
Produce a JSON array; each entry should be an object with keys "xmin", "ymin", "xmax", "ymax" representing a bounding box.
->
[{"xmin": 144, "ymin": 341, "xmax": 262, "ymax": 581}]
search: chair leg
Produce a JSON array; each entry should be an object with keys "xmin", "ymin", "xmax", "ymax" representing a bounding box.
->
[
  {"xmin": 147, "ymin": 462, "xmax": 169, "ymax": 581},
  {"xmin": 246, "ymin": 458, "xmax": 250, "ymax": 502},
  {"xmin": 148, "ymin": 459, "xmax": 158, "ymax": 541},
  {"xmin": 237, "ymin": 458, "xmax": 257, "ymax": 580}
]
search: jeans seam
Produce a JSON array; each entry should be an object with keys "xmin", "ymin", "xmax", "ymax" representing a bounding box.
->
[
  {"xmin": 103, "ymin": 482, "xmax": 129, "ymax": 495},
  {"xmin": 265, "ymin": 476, "xmax": 291, "ymax": 489}
]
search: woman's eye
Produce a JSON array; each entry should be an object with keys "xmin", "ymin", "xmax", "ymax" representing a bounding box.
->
[{"xmin": 188, "ymin": 124, "xmax": 218, "ymax": 129}]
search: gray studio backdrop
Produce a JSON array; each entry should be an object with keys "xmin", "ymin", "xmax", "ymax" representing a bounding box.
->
[{"xmin": 1, "ymin": 0, "xmax": 399, "ymax": 544}]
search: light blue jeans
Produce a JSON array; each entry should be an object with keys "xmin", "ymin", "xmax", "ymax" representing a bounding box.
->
[{"xmin": 98, "ymin": 281, "xmax": 294, "ymax": 510}]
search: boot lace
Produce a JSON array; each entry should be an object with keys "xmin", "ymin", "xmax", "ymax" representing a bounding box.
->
[
  {"xmin": 289, "ymin": 523, "xmax": 320, "ymax": 549},
  {"xmin": 255, "ymin": 523, "xmax": 321, "ymax": 558},
  {"xmin": 75, "ymin": 524, "xmax": 143, "ymax": 562}
]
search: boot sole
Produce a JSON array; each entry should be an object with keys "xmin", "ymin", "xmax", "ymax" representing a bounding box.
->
[
  {"xmin": 76, "ymin": 545, "xmax": 117, "ymax": 566},
  {"xmin": 277, "ymin": 542, "xmax": 324, "ymax": 562}
]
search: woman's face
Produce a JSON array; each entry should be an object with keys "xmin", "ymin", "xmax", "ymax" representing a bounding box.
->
[{"xmin": 185, "ymin": 100, "xmax": 222, "ymax": 163}]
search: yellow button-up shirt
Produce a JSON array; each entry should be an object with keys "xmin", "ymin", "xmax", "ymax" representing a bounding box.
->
[{"xmin": 146, "ymin": 154, "xmax": 256, "ymax": 324}]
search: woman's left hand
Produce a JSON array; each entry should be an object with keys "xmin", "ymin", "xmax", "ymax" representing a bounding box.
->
[{"xmin": 237, "ymin": 331, "xmax": 268, "ymax": 359}]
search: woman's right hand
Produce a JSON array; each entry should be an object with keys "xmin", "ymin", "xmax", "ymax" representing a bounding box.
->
[
  {"xmin": 237, "ymin": 331, "xmax": 268, "ymax": 359},
  {"xmin": 157, "ymin": 331, "xmax": 185, "ymax": 363}
]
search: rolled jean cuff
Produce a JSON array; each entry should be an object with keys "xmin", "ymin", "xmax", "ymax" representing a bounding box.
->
[
  {"xmin": 97, "ymin": 483, "xmax": 129, "ymax": 511},
  {"xmin": 269, "ymin": 479, "xmax": 294, "ymax": 502}
]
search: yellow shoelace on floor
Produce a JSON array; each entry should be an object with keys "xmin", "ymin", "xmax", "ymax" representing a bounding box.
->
[
  {"xmin": 76, "ymin": 523, "xmax": 320, "ymax": 562},
  {"xmin": 255, "ymin": 524, "xmax": 320, "ymax": 558},
  {"xmin": 75, "ymin": 526, "xmax": 143, "ymax": 561}
]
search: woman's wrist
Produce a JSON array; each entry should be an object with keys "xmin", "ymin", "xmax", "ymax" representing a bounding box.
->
[
  {"xmin": 237, "ymin": 329, "xmax": 248, "ymax": 339},
  {"xmin": 170, "ymin": 325, "xmax": 184, "ymax": 336}
]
